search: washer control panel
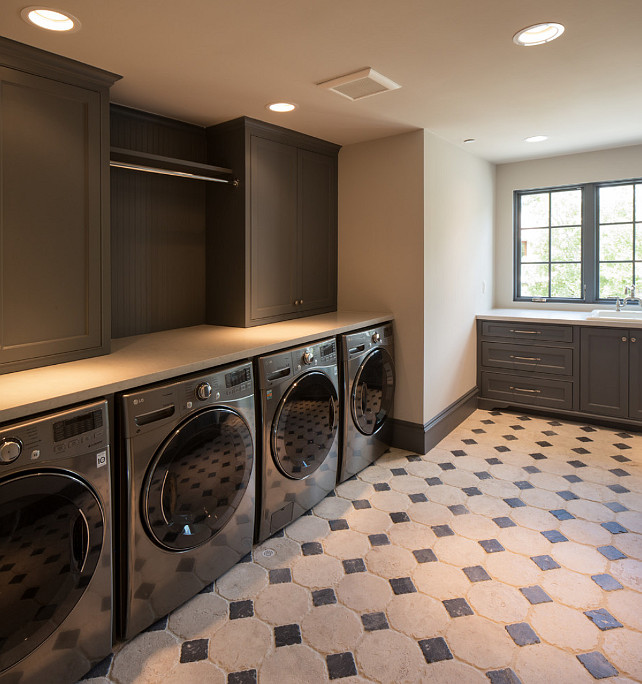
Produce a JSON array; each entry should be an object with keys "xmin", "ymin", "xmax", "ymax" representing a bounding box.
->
[{"xmin": 259, "ymin": 338, "xmax": 337, "ymax": 389}]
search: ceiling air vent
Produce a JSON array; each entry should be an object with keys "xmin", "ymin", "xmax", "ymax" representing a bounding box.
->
[{"xmin": 317, "ymin": 68, "xmax": 401, "ymax": 101}]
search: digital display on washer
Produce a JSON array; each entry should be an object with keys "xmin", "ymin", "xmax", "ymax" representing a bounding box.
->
[
  {"xmin": 321, "ymin": 342, "xmax": 335, "ymax": 358},
  {"xmin": 225, "ymin": 367, "xmax": 251, "ymax": 388},
  {"xmin": 53, "ymin": 409, "xmax": 103, "ymax": 442}
]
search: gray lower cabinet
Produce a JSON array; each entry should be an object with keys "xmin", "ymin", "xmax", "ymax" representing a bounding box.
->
[
  {"xmin": 0, "ymin": 38, "xmax": 119, "ymax": 374},
  {"xmin": 205, "ymin": 117, "xmax": 339, "ymax": 327},
  {"xmin": 630, "ymin": 331, "xmax": 642, "ymax": 421}
]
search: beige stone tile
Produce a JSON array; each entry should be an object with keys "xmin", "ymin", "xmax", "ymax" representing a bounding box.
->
[
  {"xmin": 570, "ymin": 481, "xmax": 613, "ymax": 503},
  {"xmin": 284, "ymin": 514, "xmax": 329, "ymax": 543},
  {"xmin": 208, "ymin": 618, "xmax": 272, "ymax": 671},
  {"xmin": 313, "ymin": 495, "xmax": 353, "ymax": 519},
  {"xmin": 167, "ymin": 592, "xmax": 228, "ymax": 639},
  {"xmin": 617, "ymin": 510, "xmax": 642, "ymax": 533},
  {"xmin": 449, "ymin": 454, "xmax": 492, "ymax": 473},
  {"xmin": 291, "ymin": 553, "xmax": 343, "ymax": 589},
  {"xmin": 404, "ymin": 460, "xmax": 443, "ymax": 478},
  {"xmin": 388, "ymin": 474, "xmax": 429, "ymax": 494},
  {"xmin": 567, "ymin": 498, "xmax": 615, "ymax": 523},
  {"xmin": 421, "ymin": 484, "xmax": 467, "ymax": 506},
  {"xmin": 496, "ymin": 526, "xmax": 552, "ymax": 556},
  {"xmin": 577, "ymin": 466, "xmax": 616, "ymax": 485},
  {"xmin": 485, "ymin": 551, "xmax": 542, "ymax": 586},
  {"xmin": 477, "ymin": 479, "xmax": 521, "ymax": 499},
  {"xmin": 365, "ymin": 545, "xmax": 417, "ymax": 579},
  {"xmin": 532, "ymin": 459, "xmax": 574, "ymax": 476},
  {"xmin": 388, "ymin": 521, "xmax": 438, "ymax": 550},
  {"xmin": 253, "ymin": 536, "xmax": 301, "ymax": 569},
  {"xmin": 609, "ymin": 558, "xmax": 642, "ymax": 591},
  {"xmin": 110, "ymin": 631, "xmax": 180, "ymax": 684},
  {"xmin": 619, "ymin": 492, "xmax": 642, "ymax": 512},
  {"xmin": 467, "ymin": 495, "xmax": 512, "ymax": 518},
  {"xmin": 519, "ymin": 487, "xmax": 566, "ymax": 510},
  {"xmin": 258, "ymin": 644, "xmax": 327, "ymax": 684},
  {"xmin": 528, "ymin": 472, "xmax": 571, "ymax": 491},
  {"xmin": 493, "ymin": 450, "xmax": 533, "ymax": 468},
  {"xmin": 215, "ymin": 562, "xmax": 268, "ymax": 600},
  {"xmin": 559, "ymin": 518, "xmax": 612, "ymax": 547},
  {"xmin": 539, "ymin": 567, "xmax": 602, "ymax": 609},
  {"xmin": 450, "ymin": 513, "xmax": 501, "ymax": 540},
  {"xmin": 336, "ymin": 572, "xmax": 393, "ymax": 612},
  {"xmin": 413, "ymin": 561, "xmax": 472, "ymax": 600},
  {"xmin": 467, "ymin": 581, "xmax": 529, "ymax": 623},
  {"xmin": 606, "ymin": 589, "xmax": 642, "ymax": 631},
  {"xmin": 549, "ymin": 540, "xmax": 608, "ymax": 575},
  {"xmin": 347, "ymin": 507, "xmax": 394, "ymax": 535},
  {"xmin": 419, "ymin": 660, "xmax": 489, "ymax": 683},
  {"xmin": 324, "ymin": 529, "xmax": 371, "ymax": 559},
  {"xmin": 368, "ymin": 489, "xmax": 411, "ymax": 512},
  {"xmin": 300, "ymin": 603, "xmax": 363, "ymax": 653},
  {"xmin": 164, "ymin": 661, "xmax": 225, "ymax": 684},
  {"xmin": 336, "ymin": 479, "xmax": 374, "ymax": 501},
  {"xmin": 445, "ymin": 615, "xmax": 515, "ymax": 670},
  {"xmin": 510, "ymin": 506, "xmax": 559, "ymax": 531},
  {"xmin": 407, "ymin": 501, "xmax": 453, "ymax": 526},
  {"xmin": 358, "ymin": 464, "xmax": 393, "ymax": 483},
  {"xmin": 531, "ymin": 602, "xmax": 599, "ymax": 651},
  {"xmin": 386, "ymin": 592, "xmax": 449, "ymax": 638},
  {"xmin": 355, "ymin": 629, "xmax": 427, "ymax": 684},
  {"xmin": 611, "ymin": 532, "xmax": 642, "ymax": 560},
  {"xmin": 487, "ymin": 463, "xmax": 525, "ymax": 482},
  {"xmin": 514, "ymin": 642, "xmax": 594, "ymax": 684},
  {"xmin": 253, "ymin": 582, "xmax": 310, "ymax": 625},
  {"xmin": 602, "ymin": 628, "xmax": 642, "ymax": 681},
  {"xmin": 440, "ymin": 469, "xmax": 480, "ymax": 488},
  {"xmin": 432, "ymin": 535, "xmax": 486, "ymax": 567}
]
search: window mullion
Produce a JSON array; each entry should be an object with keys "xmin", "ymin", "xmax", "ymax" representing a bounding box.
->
[{"xmin": 583, "ymin": 183, "xmax": 596, "ymax": 302}]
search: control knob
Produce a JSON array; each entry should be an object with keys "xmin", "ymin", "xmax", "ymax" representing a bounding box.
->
[
  {"xmin": 372, "ymin": 332, "xmax": 381, "ymax": 344},
  {"xmin": 196, "ymin": 382, "xmax": 212, "ymax": 401},
  {"xmin": 302, "ymin": 350, "xmax": 315, "ymax": 365},
  {"xmin": 0, "ymin": 438, "xmax": 22, "ymax": 464}
]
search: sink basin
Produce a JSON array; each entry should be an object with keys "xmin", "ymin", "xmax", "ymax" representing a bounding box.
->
[{"xmin": 587, "ymin": 309, "xmax": 642, "ymax": 321}]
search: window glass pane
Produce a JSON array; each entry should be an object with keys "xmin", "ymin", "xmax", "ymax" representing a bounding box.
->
[
  {"xmin": 551, "ymin": 226, "xmax": 581, "ymax": 262},
  {"xmin": 520, "ymin": 193, "xmax": 549, "ymax": 228},
  {"xmin": 599, "ymin": 262, "xmax": 633, "ymax": 299},
  {"xmin": 599, "ymin": 224, "xmax": 633, "ymax": 261},
  {"xmin": 599, "ymin": 185, "xmax": 633, "ymax": 223},
  {"xmin": 636, "ymin": 224, "xmax": 642, "ymax": 261},
  {"xmin": 636, "ymin": 263, "xmax": 641, "ymax": 293},
  {"xmin": 520, "ymin": 264, "xmax": 549, "ymax": 297},
  {"xmin": 551, "ymin": 189, "xmax": 581, "ymax": 226},
  {"xmin": 551, "ymin": 263, "xmax": 581, "ymax": 298},
  {"xmin": 636, "ymin": 184, "xmax": 642, "ymax": 217},
  {"xmin": 520, "ymin": 228, "xmax": 549, "ymax": 263}
]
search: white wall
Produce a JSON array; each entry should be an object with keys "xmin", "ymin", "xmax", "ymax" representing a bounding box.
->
[
  {"xmin": 495, "ymin": 144, "xmax": 642, "ymax": 309},
  {"xmin": 423, "ymin": 133, "xmax": 494, "ymax": 422}
]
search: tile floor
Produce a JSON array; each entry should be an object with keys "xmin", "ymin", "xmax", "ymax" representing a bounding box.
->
[{"xmin": 82, "ymin": 409, "xmax": 642, "ymax": 683}]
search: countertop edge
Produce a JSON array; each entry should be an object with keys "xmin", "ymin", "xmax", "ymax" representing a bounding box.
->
[{"xmin": 477, "ymin": 309, "xmax": 642, "ymax": 328}]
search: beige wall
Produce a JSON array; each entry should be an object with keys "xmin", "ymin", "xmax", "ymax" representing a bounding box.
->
[{"xmin": 495, "ymin": 144, "xmax": 642, "ymax": 309}]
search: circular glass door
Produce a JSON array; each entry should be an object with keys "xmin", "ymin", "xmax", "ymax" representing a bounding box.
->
[
  {"xmin": 271, "ymin": 371, "xmax": 338, "ymax": 480},
  {"xmin": 143, "ymin": 407, "xmax": 254, "ymax": 551},
  {"xmin": 352, "ymin": 348, "xmax": 395, "ymax": 436},
  {"xmin": 0, "ymin": 472, "xmax": 103, "ymax": 673}
]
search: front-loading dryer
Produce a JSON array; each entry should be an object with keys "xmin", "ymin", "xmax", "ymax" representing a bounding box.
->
[
  {"xmin": 119, "ymin": 361, "xmax": 255, "ymax": 641},
  {"xmin": 256, "ymin": 338, "xmax": 339, "ymax": 543},
  {"xmin": 0, "ymin": 400, "xmax": 112, "ymax": 684},
  {"xmin": 338, "ymin": 323, "xmax": 395, "ymax": 483}
]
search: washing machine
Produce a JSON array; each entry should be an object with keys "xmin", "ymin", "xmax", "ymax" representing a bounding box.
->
[
  {"xmin": 338, "ymin": 323, "xmax": 395, "ymax": 483},
  {"xmin": 256, "ymin": 338, "xmax": 339, "ymax": 543},
  {"xmin": 119, "ymin": 361, "xmax": 255, "ymax": 640},
  {"xmin": 0, "ymin": 400, "xmax": 112, "ymax": 684}
]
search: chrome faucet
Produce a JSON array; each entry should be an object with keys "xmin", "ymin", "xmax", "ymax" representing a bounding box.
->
[{"xmin": 623, "ymin": 284, "xmax": 641, "ymax": 307}]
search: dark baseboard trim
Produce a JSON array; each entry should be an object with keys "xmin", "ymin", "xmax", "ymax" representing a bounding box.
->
[{"xmin": 390, "ymin": 387, "xmax": 479, "ymax": 455}]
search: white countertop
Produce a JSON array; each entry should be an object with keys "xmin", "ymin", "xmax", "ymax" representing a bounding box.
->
[
  {"xmin": 478, "ymin": 308, "xmax": 642, "ymax": 328},
  {"xmin": 0, "ymin": 311, "xmax": 392, "ymax": 423}
]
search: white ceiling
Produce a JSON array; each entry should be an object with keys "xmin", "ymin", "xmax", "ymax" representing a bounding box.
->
[{"xmin": 2, "ymin": 0, "xmax": 642, "ymax": 163}]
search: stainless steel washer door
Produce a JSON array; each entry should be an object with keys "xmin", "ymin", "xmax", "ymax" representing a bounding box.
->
[
  {"xmin": 351, "ymin": 348, "xmax": 395, "ymax": 436},
  {"xmin": 143, "ymin": 407, "xmax": 254, "ymax": 552},
  {"xmin": 271, "ymin": 371, "xmax": 338, "ymax": 480},
  {"xmin": 0, "ymin": 471, "xmax": 103, "ymax": 674}
]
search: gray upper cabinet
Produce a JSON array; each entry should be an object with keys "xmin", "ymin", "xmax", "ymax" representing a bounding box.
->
[
  {"xmin": 206, "ymin": 117, "xmax": 339, "ymax": 327},
  {"xmin": 0, "ymin": 38, "xmax": 119, "ymax": 374}
]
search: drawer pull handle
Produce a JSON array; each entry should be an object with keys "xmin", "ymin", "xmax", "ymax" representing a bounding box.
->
[
  {"xmin": 510, "ymin": 329, "xmax": 541, "ymax": 335},
  {"xmin": 509, "ymin": 355, "xmax": 541, "ymax": 361},
  {"xmin": 509, "ymin": 386, "xmax": 541, "ymax": 393}
]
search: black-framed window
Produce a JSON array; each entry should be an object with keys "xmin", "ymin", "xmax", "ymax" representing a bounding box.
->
[{"xmin": 515, "ymin": 179, "xmax": 642, "ymax": 302}]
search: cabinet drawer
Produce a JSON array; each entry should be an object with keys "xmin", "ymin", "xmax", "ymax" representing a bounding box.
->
[
  {"xmin": 481, "ymin": 321, "xmax": 573, "ymax": 343},
  {"xmin": 481, "ymin": 372, "xmax": 574, "ymax": 410},
  {"xmin": 481, "ymin": 342, "xmax": 573, "ymax": 376}
]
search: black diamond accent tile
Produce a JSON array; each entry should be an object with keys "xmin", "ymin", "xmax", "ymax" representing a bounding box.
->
[
  {"xmin": 419, "ymin": 637, "xmax": 453, "ymax": 664},
  {"xmin": 451, "ymin": 449, "xmax": 467, "ymax": 457},
  {"xmin": 601, "ymin": 521, "xmax": 628, "ymax": 534},
  {"xmin": 326, "ymin": 652, "xmax": 357, "ymax": 680},
  {"xmin": 369, "ymin": 533, "xmax": 390, "ymax": 547},
  {"xmin": 577, "ymin": 652, "xmax": 619, "ymax": 679},
  {"xmin": 486, "ymin": 668, "xmax": 522, "ymax": 684},
  {"xmin": 81, "ymin": 654, "xmax": 113, "ymax": 679},
  {"xmin": 274, "ymin": 623, "xmax": 302, "ymax": 647},
  {"xmin": 613, "ymin": 442, "xmax": 631, "ymax": 450},
  {"xmin": 425, "ymin": 477, "xmax": 443, "ymax": 486},
  {"xmin": 439, "ymin": 462, "xmax": 456, "ymax": 471},
  {"xmin": 580, "ymin": 426, "xmax": 597, "ymax": 432},
  {"xmin": 302, "ymin": 541, "xmax": 323, "ymax": 556},
  {"xmin": 390, "ymin": 511, "xmax": 410, "ymax": 524},
  {"xmin": 519, "ymin": 585, "xmax": 552, "ymax": 605},
  {"xmin": 597, "ymin": 546, "xmax": 626, "ymax": 561},
  {"xmin": 312, "ymin": 588, "xmax": 337, "ymax": 607},
  {"xmin": 513, "ymin": 480, "xmax": 534, "ymax": 490},
  {"xmin": 531, "ymin": 555, "xmax": 561, "ymax": 571},
  {"xmin": 523, "ymin": 465, "xmax": 541, "ymax": 474},
  {"xmin": 542, "ymin": 430, "xmax": 557, "ymax": 436},
  {"xmin": 493, "ymin": 517, "xmax": 517, "ymax": 528},
  {"xmin": 145, "ymin": 616, "xmax": 168, "ymax": 632},
  {"xmin": 472, "ymin": 429, "xmax": 486, "ymax": 434},
  {"xmin": 180, "ymin": 639, "xmax": 209, "ymax": 663},
  {"xmin": 568, "ymin": 459, "xmax": 587, "ymax": 467},
  {"xmin": 577, "ymin": 436, "xmax": 593, "ymax": 443},
  {"xmin": 479, "ymin": 539, "xmax": 505, "ymax": 553},
  {"xmin": 563, "ymin": 474, "xmax": 582, "ymax": 483},
  {"xmin": 490, "ymin": 410, "xmax": 503, "ymax": 415},
  {"xmin": 505, "ymin": 622, "xmax": 540, "ymax": 646},
  {"xmin": 475, "ymin": 471, "xmax": 492, "ymax": 480},
  {"xmin": 503, "ymin": 434, "xmax": 518, "ymax": 441},
  {"xmin": 228, "ymin": 670, "xmax": 258, "ymax": 684},
  {"xmin": 591, "ymin": 574, "xmax": 623, "ymax": 591},
  {"xmin": 448, "ymin": 504, "xmax": 469, "ymax": 516},
  {"xmin": 391, "ymin": 468, "xmax": 408, "ymax": 476},
  {"xmin": 584, "ymin": 609, "xmax": 623, "ymax": 631},
  {"xmin": 612, "ymin": 454, "xmax": 632, "ymax": 463},
  {"xmin": 373, "ymin": 482, "xmax": 391, "ymax": 492},
  {"xmin": 352, "ymin": 499, "xmax": 371, "ymax": 510},
  {"xmin": 239, "ymin": 552, "xmax": 253, "ymax": 563},
  {"xmin": 413, "ymin": 548, "xmax": 438, "ymax": 563},
  {"xmin": 486, "ymin": 457, "xmax": 503, "ymax": 465},
  {"xmin": 556, "ymin": 490, "xmax": 579, "ymax": 501},
  {"xmin": 549, "ymin": 509, "xmax": 575, "ymax": 521},
  {"xmin": 389, "ymin": 577, "xmax": 417, "ymax": 595},
  {"xmin": 607, "ymin": 484, "xmax": 630, "ymax": 494},
  {"xmin": 329, "ymin": 519, "xmax": 349, "ymax": 531},
  {"xmin": 609, "ymin": 468, "xmax": 630, "ymax": 477},
  {"xmin": 409, "ymin": 493, "xmax": 428, "ymax": 503},
  {"xmin": 463, "ymin": 565, "xmax": 491, "ymax": 582},
  {"xmin": 482, "ymin": 419, "xmax": 495, "ymax": 425},
  {"xmin": 530, "ymin": 453, "xmax": 547, "ymax": 460},
  {"xmin": 504, "ymin": 498, "xmax": 526, "ymax": 508},
  {"xmin": 199, "ymin": 583, "xmax": 215, "ymax": 594},
  {"xmin": 406, "ymin": 455, "xmax": 421, "ymax": 462},
  {"xmin": 432, "ymin": 524, "xmax": 454, "ymax": 537},
  {"xmin": 541, "ymin": 530, "xmax": 569, "ymax": 543},
  {"xmin": 269, "ymin": 568, "xmax": 292, "ymax": 584},
  {"xmin": 615, "ymin": 432, "xmax": 632, "ymax": 439},
  {"xmin": 536, "ymin": 441, "xmax": 552, "ymax": 447},
  {"xmin": 462, "ymin": 487, "xmax": 483, "ymax": 497},
  {"xmin": 462, "ymin": 439, "xmax": 477, "ymax": 445},
  {"xmin": 571, "ymin": 449, "xmax": 589, "ymax": 457},
  {"xmin": 270, "ymin": 528, "xmax": 286, "ymax": 537},
  {"xmin": 494, "ymin": 446, "xmax": 510, "ymax": 453},
  {"xmin": 230, "ymin": 600, "xmax": 254, "ymax": 619},
  {"xmin": 510, "ymin": 424, "xmax": 525, "ymax": 431},
  {"xmin": 342, "ymin": 558, "xmax": 366, "ymax": 574},
  {"xmin": 604, "ymin": 501, "xmax": 628, "ymax": 513},
  {"xmin": 361, "ymin": 612, "xmax": 389, "ymax": 631},
  {"xmin": 442, "ymin": 597, "xmax": 473, "ymax": 617}
]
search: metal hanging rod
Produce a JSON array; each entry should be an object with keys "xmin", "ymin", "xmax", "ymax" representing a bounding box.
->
[{"xmin": 110, "ymin": 160, "xmax": 239, "ymax": 186}]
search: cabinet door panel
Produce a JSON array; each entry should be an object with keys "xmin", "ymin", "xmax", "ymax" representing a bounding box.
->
[
  {"xmin": 250, "ymin": 136, "xmax": 297, "ymax": 321},
  {"xmin": 629, "ymin": 331, "xmax": 642, "ymax": 421},
  {"xmin": 298, "ymin": 150, "xmax": 337, "ymax": 313},
  {"xmin": 0, "ymin": 68, "xmax": 102, "ymax": 364},
  {"xmin": 580, "ymin": 327, "xmax": 628, "ymax": 418}
]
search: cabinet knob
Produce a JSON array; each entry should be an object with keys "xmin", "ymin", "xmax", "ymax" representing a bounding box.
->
[
  {"xmin": 300, "ymin": 299, "xmax": 303, "ymax": 305},
  {"xmin": 294, "ymin": 300, "xmax": 300, "ymax": 306},
  {"xmin": 632, "ymin": 337, "xmax": 637, "ymax": 343},
  {"xmin": 622, "ymin": 337, "xmax": 628, "ymax": 342}
]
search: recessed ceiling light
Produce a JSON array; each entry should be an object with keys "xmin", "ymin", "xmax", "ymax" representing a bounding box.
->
[
  {"xmin": 524, "ymin": 135, "xmax": 548, "ymax": 143},
  {"xmin": 21, "ymin": 6, "xmax": 80, "ymax": 32},
  {"xmin": 266, "ymin": 102, "xmax": 297, "ymax": 113},
  {"xmin": 513, "ymin": 23, "xmax": 564, "ymax": 46}
]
